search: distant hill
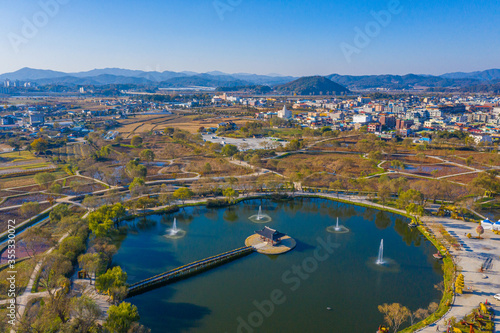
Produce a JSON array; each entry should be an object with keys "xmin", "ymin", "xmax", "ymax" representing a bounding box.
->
[
  {"xmin": 275, "ymin": 76, "xmax": 350, "ymax": 95},
  {"xmin": 0, "ymin": 67, "xmax": 67, "ymax": 81},
  {"xmin": 0, "ymin": 68, "xmax": 295, "ymax": 87},
  {"xmin": 2, "ymin": 67, "xmax": 500, "ymax": 92},
  {"xmin": 440, "ymin": 69, "xmax": 500, "ymax": 81},
  {"xmin": 35, "ymin": 74, "xmax": 155, "ymax": 86},
  {"xmin": 159, "ymin": 74, "xmax": 251, "ymax": 88},
  {"xmin": 325, "ymin": 73, "xmax": 480, "ymax": 90}
]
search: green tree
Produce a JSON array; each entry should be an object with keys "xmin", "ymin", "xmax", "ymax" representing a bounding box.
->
[
  {"xmin": 88, "ymin": 203, "xmax": 126, "ymax": 237},
  {"xmin": 368, "ymin": 150, "xmax": 383, "ymax": 161},
  {"xmin": 129, "ymin": 177, "xmax": 146, "ymax": 196},
  {"xmin": 49, "ymin": 204, "xmax": 71, "ymax": 222},
  {"xmin": 104, "ymin": 302, "xmax": 140, "ymax": 333},
  {"xmin": 221, "ymin": 144, "xmax": 239, "ymax": 157},
  {"xmin": 20, "ymin": 201, "xmax": 41, "ymax": 218},
  {"xmin": 469, "ymin": 171, "xmax": 500, "ymax": 196},
  {"xmin": 223, "ymin": 187, "xmax": 238, "ymax": 202},
  {"xmin": 49, "ymin": 182, "xmax": 62, "ymax": 194},
  {"xmin": 131, "ymin": 136, "xmax": 143, "ymax": 147},
  {"xmin": 126, "ymin": 160, "xmax": 147, "ymax": 179},
  {"xmin": 68, "ymin": 296, "xmax": 102, "ymax": 332},
  {"xmin": 173, "ymin": 187, "xmax": 194, "ymax": 205},
  {"xmin": 287, "ymin": 139, "xmax": 302, "ymax": 151},
  {"xmin": 78, "ymin": 253, "xmax": 102, "ymax": 284},
  {"xmin": 100, "ymin": 145, "xmax": 111, "ymax": 158},
  {"xmin": 96, "ymin": 266, "xmax": 127, "ymax": 297},
  {"xmin": 135, "ymin": 197, "xmax": 157, "ymax": 213},
  {"xmin": 59, "ymin": 235, "xmax": 86, "ymax": 261},
  {"xmin": 34, "ymin": 172, "xmax": 56, "ymax": 189},
  {"xmin": 202, "ymin": 162, "xmax": 212, "ymax": 175},
  {"xmin": 396, "ymin": 189, "xmax": 424, "ymax": 209},
  {"xmin": 140, "ymin": 149, "xmax": 155, "ymax": 162}
]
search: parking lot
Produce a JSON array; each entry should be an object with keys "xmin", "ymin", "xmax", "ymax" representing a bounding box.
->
[{"xmin": 201, "ymin": 134, "xmax": 285, "ymax": 151}]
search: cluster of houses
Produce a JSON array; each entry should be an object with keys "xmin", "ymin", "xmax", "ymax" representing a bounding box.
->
[{"xmin": 248, "ymin": 94, "xmax": 500, "ymax": 144}]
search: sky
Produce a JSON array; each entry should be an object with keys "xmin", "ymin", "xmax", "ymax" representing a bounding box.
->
[{"xmin": 0, "ymin": 0, "xmax": 499, "ymax": 77}]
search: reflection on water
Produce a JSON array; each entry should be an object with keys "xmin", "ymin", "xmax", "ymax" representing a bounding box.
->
[{"xmin": 114, "ymin": 198, "xmax": 442, "ymax": 333}]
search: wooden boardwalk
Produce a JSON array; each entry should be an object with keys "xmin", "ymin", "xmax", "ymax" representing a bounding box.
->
[{"xmin": 127, "ymin": 246, "xmax": 254, "ymax": 297}]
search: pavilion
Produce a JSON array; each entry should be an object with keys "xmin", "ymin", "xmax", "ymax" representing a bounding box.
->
[{"xmin": 255, "ymin": 226, "xmax": 286, "ymax": 246}]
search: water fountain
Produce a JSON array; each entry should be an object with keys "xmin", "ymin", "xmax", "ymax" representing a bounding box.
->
[
  {"xmin": 376, "ymin": 239, "xmax": 384, "ymax": 265},
  {"xmin": 249, "ymin": 205, "xmax": 272, "ymax": 223},
  {"xmin": 326, "ymin": 217, "xmax": 350, "ymax": 234},
  {"xmin": 164, "ymin": 218, "xmax": 186, "ymax": 239},
  {"xmin": 367, "ymin": 239, "xmax": 398, "ymax": 272},
  {"xmin": 257, "ymin": 206, "xmax": 263, "ymax": 221}
]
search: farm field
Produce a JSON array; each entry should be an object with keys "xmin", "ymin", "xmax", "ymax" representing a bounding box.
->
[
  {"xmin": 55, "ymin": 144, "xmax": 94, "ymax": 162},
  {"xmin": 0, "ymin": 171, "xmax": 68, "ymax": 190}
]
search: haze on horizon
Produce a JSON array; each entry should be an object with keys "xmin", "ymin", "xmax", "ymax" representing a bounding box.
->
[{"xmin": 1, "ymin": 0, "xmax": 499, "ymax": 77}]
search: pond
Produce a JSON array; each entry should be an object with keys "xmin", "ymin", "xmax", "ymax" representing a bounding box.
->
[{"xmin": 113, "ymin": 198, "xmax": 443, "ymax": 332}]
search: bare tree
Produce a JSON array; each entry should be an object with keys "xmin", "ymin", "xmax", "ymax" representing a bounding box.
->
[{"xmin": 378, "ymin": 303, "xmax": 411, "ymax": 333}]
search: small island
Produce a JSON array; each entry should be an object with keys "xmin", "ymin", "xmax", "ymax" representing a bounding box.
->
[{"xmin": 245, "ymin": 226, "xmax": 296, "ymax": 255}]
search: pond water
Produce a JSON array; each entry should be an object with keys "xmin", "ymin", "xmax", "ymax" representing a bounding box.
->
[{"xmin": 113, "ymin": 198, "xmax": 443, "ymax": 333}]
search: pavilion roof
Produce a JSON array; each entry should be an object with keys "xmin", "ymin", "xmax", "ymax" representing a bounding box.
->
[{"xmin": 255, "ymin": 226, "xmax": 286, "ymax": 241}]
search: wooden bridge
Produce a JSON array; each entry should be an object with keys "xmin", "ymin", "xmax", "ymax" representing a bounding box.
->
[{"xmin": 127, "ymin": 246, "xmax": 255, "ymax": 297}]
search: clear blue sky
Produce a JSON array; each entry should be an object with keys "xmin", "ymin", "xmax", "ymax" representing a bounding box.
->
[{"xmin": 0, "ymin": 0, "xmax": 499, "ymax": 76}]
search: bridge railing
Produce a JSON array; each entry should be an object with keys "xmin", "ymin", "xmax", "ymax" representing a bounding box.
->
[{"xmin": 127, "ymin": 246, "xmax": 254, "ymax": 294}]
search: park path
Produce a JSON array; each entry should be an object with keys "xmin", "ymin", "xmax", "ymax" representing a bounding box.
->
[{"xmin": 7, "ymin": 230, "xmax": 71, "ymax": 332}]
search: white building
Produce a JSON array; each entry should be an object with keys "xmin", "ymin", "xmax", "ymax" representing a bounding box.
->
[
  {"xmin": 470, "ymin": 134, "xmax": 492, "ymax": 145},
  {"xmin": 277, "ymin": 105, "xmax": 292, "ymax": 119},
  {"xmin": 352, "ymin": 114, "xmax": 372, "ymax": 124}
]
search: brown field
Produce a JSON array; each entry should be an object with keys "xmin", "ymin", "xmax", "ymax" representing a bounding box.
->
[
  {"xmin": 0, "ymin": 203, "xmax": 52, "ymax": 229},
  {"xmin": 264, "ymin": 153, "xmax": 379, "ymax": 177},
  {"xmin": 0, "ymin": 171, "xmax": 67, "ymax": 190},
  {"xmin": 184, "ymin": 157, "xmax": 253, "ymax": 177},
  {"xmin": 453, "ymin": 151, "xmax": 500, "ymax": 167},
  {"xmin": 0, "ymin": 193, "xmax": 55, "ymax": 208},
  {"xmin": 444, "ymin": 172, "xmax": 481, "ymax": 184}
]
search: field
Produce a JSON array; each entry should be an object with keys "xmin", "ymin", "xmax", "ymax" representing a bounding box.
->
[
  {"xmin": 0, "ymin": 203, "xmax": 52, "ymax": 229},
  {"xmin": 116, "ymin": 114, "xmax": 251, "ymax": 136},
  {"xmin": 0, "ymin": 193, "xmax": 55, "ymax": 208},
  {"xmin": 183, "ymin": 156, "xmax": 253, "ymax": 177},
  {"xmin": 0, "ymin": 151, "xmax": 52, "ymax": 174},
  {"xmin": 453, "ymin": 151, "xmax": 500, "ymax": 167},
  {"xmin": 264, "ymin": 152, "xmax": 379, "ymax": 178},
  {"xmin": 55, "ymin": 144, "xmax": 94, "ymax": 162},
  {"xmin": 445, "ymin": 172, "xmax": 481, "ymax": 184},
  {"xmin": 0, "ymin": 171, "xmax": 68, "ymax": 190}
]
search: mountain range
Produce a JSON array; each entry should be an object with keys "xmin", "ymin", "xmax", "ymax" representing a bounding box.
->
[{"xmin": 1, "ymin": 67, "xmax": 500, "ymax": 92}]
